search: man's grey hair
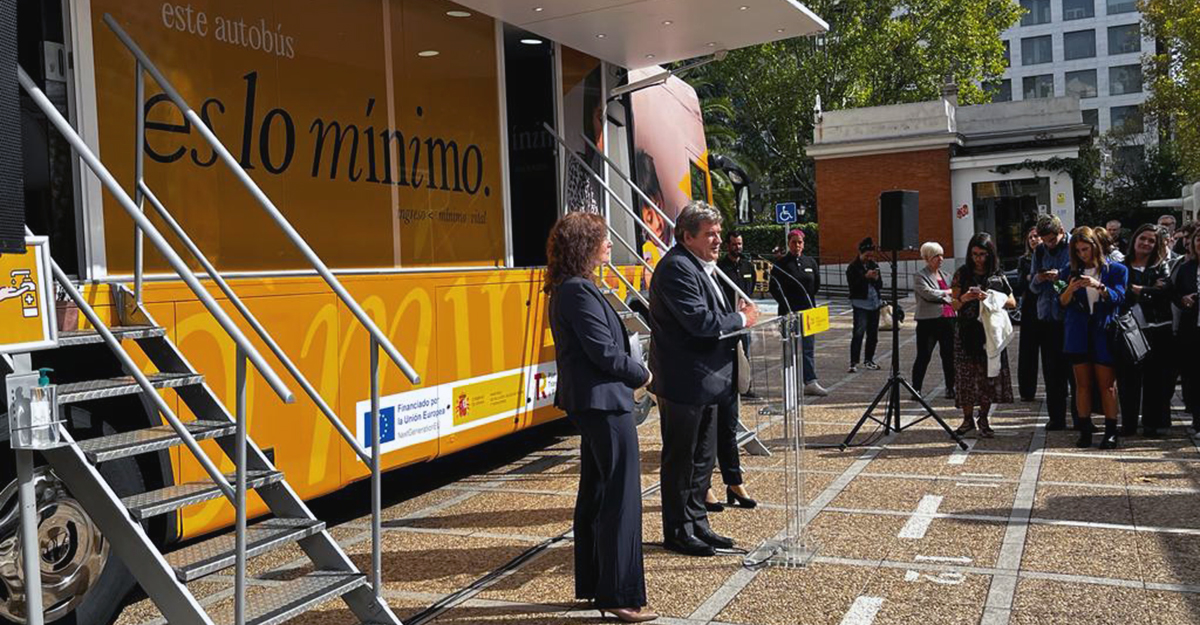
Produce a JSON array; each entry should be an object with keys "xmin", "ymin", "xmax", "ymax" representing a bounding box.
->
[{"xmin": 676, "ymin": 200, "xmax": 723, "ymax": 239}]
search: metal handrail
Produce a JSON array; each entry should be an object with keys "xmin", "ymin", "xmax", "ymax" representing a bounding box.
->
[
  {"xmin": 544, "ymin": 124, "xmax": 755, "ymax": 304},
  {"xmin": 43, "ymin": 248, "xmax": 236, "ymax": 500},
  {"xmin": 139, "ymin": 182, "xmax": 373, "ymax": 464},
  {"xmin": 574, "ymin": 129, "xmax": 676, "ymax": 230},
  {"xmin": 16, "ymin": 68, "xmax": 294, "ymax": 405},
  {"xmin": 604, "ymin": 261, "xmax": 649, "ymax": 307},
  {"xmin": 103, "ymin": 14, "xmax": 420, "ymax": 387}
]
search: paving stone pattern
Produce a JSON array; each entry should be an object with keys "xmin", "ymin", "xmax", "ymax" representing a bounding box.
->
[{"xmin": 114, "ymin": 299, "xmax": 1200, "ymax": 625}]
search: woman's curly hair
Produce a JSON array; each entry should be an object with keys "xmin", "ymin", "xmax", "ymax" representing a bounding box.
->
[{"xmin": 544, "ymin": 212, "xmax": 607, "ymax": 294}]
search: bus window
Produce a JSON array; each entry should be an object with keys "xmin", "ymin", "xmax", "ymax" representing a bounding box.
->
[
  {"xmin": 504, "ymin": 26, "xmax": 558, "ymax": 267},
  {"xmin": 690, "ymin": 159, "xmax": 710, "ymax": 204}
]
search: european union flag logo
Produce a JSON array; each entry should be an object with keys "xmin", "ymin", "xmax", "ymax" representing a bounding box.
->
[{"xmin": 363, "ymin": 406, "xmax": 396, "ymax": 446}]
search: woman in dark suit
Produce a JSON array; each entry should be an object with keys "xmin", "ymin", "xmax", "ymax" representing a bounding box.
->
[
  {"xmin": 1170, "ymin": 227, "xmax": 1199, "ymax": 431},
  {"xmin": 545, "ymin": 212, "xmax": 657, "ymax": 623},
  {"xmin": 1060, "ymin": 226, "xmax": 1127, "ymax": 449}
]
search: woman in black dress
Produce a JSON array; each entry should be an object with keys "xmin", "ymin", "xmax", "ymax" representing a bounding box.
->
[
  {"xmin": 545, "ymin": 212, "xmax": 657, "ymax": 623},
  {"xmin": 951, "ymin": 232, "xmax": 1017, "ymax": 438}
]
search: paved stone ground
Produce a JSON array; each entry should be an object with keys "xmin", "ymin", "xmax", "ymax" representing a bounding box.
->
[{"xmin": 113, "ymin": 298, "xmax": 1200, "ymax": 625}]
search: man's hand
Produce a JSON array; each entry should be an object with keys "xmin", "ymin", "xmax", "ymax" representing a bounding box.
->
[
  {"xmin": 1184, "ymin": 293, "xmax": 1198, "ymax": 309},
  {"xmin": 740, "ymin": 300, "xmax": 760, "ymax": 327}
]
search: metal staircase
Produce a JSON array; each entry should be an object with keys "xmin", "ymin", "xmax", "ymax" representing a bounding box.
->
[{"xmin": 8, "ymin": 13, "xmax": 419, "ymax": 625}]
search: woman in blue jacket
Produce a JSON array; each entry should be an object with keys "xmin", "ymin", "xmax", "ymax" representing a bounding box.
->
[{"xmin": 1059, "ymin": 226, "xmax": 1127, "ymax": 449}]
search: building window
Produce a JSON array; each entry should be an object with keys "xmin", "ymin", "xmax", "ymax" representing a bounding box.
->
[
  {"xmin": 1111, "ymin": 105, "xmax": 1144, "ymax": 133},
  {"xmin": 1082, "ymin": 108, "xmax": 1099, "ymax": 129},
  {"xmin": 1023, "ymin": 74, "xmax": 1055, "ymax": 99},
  {"xmin": 1022, "ymin": 35, "xmax": 1054, "ymax": 65},
  {"xmin": 985, "ymin": 79, "xmax": 1013, "ymax": 102},
  {"xmin": 1066, "ymin": 69, "xmax": 1098, "ymax": 99},
  {"xmin": 1106, "ymin": 0, "xmax": 1137, "ymax": 14},
  {"xmin": 1114, "ymin": 145, "xmax": 1145, "ymax": 174},
  {"xmin": 1109, "ymin": 64, "xmax": 1143, "ymax": 95},
  {"xmin": 1021, "ymin": 0, "xmax": 1052, "ymax": 25},
  {"xmin": 1108, "ymin": 24, "xmax": 1141, "ymax": 55},
  {"xmin": 1063, "ymin": 30, "xmax": 1096, "ymax": 60},
  {"xmin": 972, "ymin": 178, "xmax": 1051, "ymax": 262},
  {"xmin": 1063, "ymin": 0, "xmax": 1095, "ymax": 20},
  {"xmin": 1003, "ymin": 40, "xmax": 1011, "ymax": 67}
]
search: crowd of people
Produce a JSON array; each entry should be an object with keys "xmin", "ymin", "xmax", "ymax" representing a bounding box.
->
[
  {"xmin": 1015, "ymin": 213, "xmax": 1198, "ymax": 448},
  {"xmin": 539, "ymin": 202, "xmax": 1198, "ymax": 623}
]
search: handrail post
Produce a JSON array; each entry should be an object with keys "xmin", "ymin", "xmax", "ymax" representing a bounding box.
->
[
  {"xmin": 235, "ymin": 347, "xmax": 247, "ymax": 625},
  {"xmin": 10, "ymin": 352, "xmax": 45, "ymax": 625},
  {"xmin": 369, "ymin": 336, "xmax": 382, "ymax": 597},
  {"xmin": 133, "ymin": 61, "xmax": 145, "ymax": 310}
]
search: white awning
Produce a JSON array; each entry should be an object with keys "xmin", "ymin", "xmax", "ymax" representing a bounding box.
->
[{"xmin": 453, "ymin": 0, "xmax": 828, "ymax": 69}]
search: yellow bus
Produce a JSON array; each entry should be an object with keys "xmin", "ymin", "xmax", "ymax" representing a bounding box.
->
[{"xmin": 3, "ymin": 1, "xmax": 825, "ymax": 622}]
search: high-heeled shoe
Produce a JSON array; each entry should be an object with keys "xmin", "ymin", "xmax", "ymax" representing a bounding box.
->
[
  {"xmin": 954, "ymin": 420, "xmax": 976, "ymax": 436},
  {"xmin": 704, "ymin": 499, "xmax": 725, "ymax": 513},
  {"xmin": 726, "ymin": 486, "xmax": 758, "ymax": 509},
  {"xmin": 978, "ymin": 417, "xmax": 995, "ymax": 439},
  {"xmin": 601, "ymin": 607, "xmax": 659, "ymax": 622}
]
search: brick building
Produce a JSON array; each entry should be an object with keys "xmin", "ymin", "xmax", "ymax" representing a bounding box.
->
[{"xmin": 809, "ymin": 89, "xmax": 1092, "ymax": 281}]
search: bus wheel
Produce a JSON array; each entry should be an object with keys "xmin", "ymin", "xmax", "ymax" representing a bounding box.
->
[{"xmin": 0, "ymin": 413, "xmax": 143, "ymax": 624}]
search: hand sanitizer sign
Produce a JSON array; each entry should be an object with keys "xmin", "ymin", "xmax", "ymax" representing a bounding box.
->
[{"xmin": 0, "ymin": 237, "xmax": 57, "ymax": 354}]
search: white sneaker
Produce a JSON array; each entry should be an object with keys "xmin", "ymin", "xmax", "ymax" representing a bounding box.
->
[{"xmin": 804, "ymin": 382, "xmax": 829, "ymax": 397}]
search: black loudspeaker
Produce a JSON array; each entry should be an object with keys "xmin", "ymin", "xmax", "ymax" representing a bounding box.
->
[
  {"xmin": 0, "ymin": 0, "xmax": 24, "ymax": 254},
  {"xmin": 878, "ymin": 190, "xmax": 919, "ymax": 251}
]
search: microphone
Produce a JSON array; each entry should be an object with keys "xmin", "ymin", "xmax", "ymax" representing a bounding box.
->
[{"xmin": 750, "ymin": 252, "xmax": 816, "ymax": 311}]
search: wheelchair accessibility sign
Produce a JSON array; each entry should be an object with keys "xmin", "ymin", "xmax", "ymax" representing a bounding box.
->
[
  {"xmin": 0, "ymin": 237, "xmax": 58, "ymax": 354},
  {"xmin": 774, "ymin": 202, "xmax": 797, "ymax": 224}
]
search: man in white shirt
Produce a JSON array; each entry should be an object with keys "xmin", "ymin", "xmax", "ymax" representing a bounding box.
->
[{"xmin": 647, "ymin": 201, "xmax": 758, "ymax": 557}]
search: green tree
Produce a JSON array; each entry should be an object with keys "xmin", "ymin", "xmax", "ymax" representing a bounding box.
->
[
  {"xmin": 1142, "ymin": 0, "xmax": 1200, "ymax": 179},
  {"xmin": 688, "ymin": 0, "xmax": 1021, "ymax": 219}
]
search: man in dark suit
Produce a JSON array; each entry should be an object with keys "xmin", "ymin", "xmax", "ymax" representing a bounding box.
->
[{"xmin": 649, "ymin": 201, "xmax": 759, "ymax": 557}]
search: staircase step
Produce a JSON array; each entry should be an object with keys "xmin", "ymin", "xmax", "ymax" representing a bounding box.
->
[
  {"xmin": 57, "ymin": 372, "xmax": 205, "ymax": 404},
  {"xmin": 77, "ymin": 420, "xmax": 236, "ymax": 463},
  {"xmin": 57, "ymin": 324, "xmax": 165, "ymax": 347},
  {"xmin": 167, "ymin": 518, "xmax": 325, "ymax": 582},
  {"xmin": 122, "ymin": 470, "xmax": 283, "ymax": 520},
  {"xmin": 211, "ymin": 570, "xmax": 367, "ymax": 625}
]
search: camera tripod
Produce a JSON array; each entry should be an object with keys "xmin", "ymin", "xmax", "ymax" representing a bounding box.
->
[{"xmin": 839, "ymin": 247, "xmax": 969, "ymax": 450}]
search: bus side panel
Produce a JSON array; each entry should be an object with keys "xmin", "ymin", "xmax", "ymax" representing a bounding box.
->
[
  {"xmin": 172, "ymin": 293, "xmax": 344, "ymax": 537},
  {"xmin": 336, "ymin": 274, "xmax": 441, "ymax": 484},
  {"xmin": 430, "ymin": 274, "xmax": 540, "ymax": 456}
]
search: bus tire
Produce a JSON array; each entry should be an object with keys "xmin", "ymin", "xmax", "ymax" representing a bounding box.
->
[{"xmin": 0, "ymin": 407, "xmax": 145, "ymax": 625}]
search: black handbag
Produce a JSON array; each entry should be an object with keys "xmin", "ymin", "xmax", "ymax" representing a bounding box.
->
[{"xmin": 1108, "ymin": 311, "xmax": 1150, "ymax": 365}]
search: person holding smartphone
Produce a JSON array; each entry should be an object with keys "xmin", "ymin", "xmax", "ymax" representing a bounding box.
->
[
  {"xmin": 950, "ymin": 233, "xmax": 1017, "ymax": 438},
  {"xmin": 1029, "ymin": 215, "xmax": 1077, "ymax": 431},
  {"xmin": 847, "ymin": 237, "xmax": 884, "ymax": 373},
  {"xmin": 1060, "ymin": 227, "xmax": 1128, "ymax": 449}
]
